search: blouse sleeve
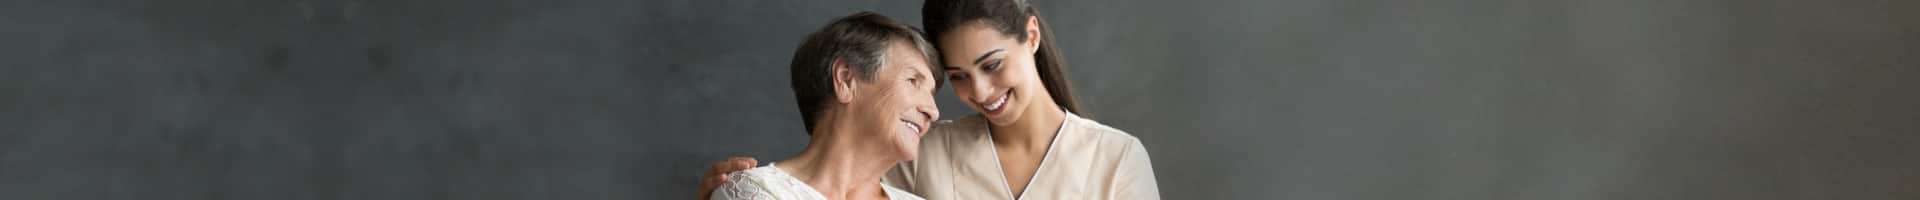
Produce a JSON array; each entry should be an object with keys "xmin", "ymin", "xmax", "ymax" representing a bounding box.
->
[
  {"xmin": 1111, "ymin": 139, "xmax": 1162, "ymax": 200},
  {"xmin": 710, "ymin": 172, "xmax": 777, "ymax": 200}
]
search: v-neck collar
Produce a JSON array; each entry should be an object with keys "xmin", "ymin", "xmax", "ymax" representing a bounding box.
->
[{"xmin": 982, "ymin": 111, "xmax": 1073, "ymax": 200}]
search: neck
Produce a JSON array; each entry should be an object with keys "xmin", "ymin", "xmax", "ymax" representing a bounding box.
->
[
  {"xmin": 781, "ymin": 117, "xmax": 896, "ymax": 199},
  {"xmin": 989, "ymin": 96, "xmax": 1068, "ymax": 150}
]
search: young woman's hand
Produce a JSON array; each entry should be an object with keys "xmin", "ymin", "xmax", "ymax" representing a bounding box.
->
[{"xmin": 697, "ymin": 157, "xmax": 757, "ymax": 200}]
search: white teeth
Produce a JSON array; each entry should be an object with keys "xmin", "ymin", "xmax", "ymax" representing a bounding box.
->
[
  {"xmin": 985, "ymin": 93, "xmax": 1007, "ymax": 111},
  {"xmin": 904, "ymin": 121, "xmax": 921, "ymax": 133}
]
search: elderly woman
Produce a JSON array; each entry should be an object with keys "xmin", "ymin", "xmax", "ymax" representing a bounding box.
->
[{"xmin": 707, "ymin": 12, "xmax": 945, "ymax": 200}]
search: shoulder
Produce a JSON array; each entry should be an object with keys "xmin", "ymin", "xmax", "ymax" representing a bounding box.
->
[
  {"xmin": 913, "ymin": 114, "xmax": 990, "ymax": 166},
  {"xmin": 930, "ymin": 114, "xmax": 988, "ymax": 134},
  {"xmin": 926, "ymin": 114, "xmax": 991, "ymax": 142},
  {"xmin": 711, "ymin": 166, "xmax": 799, "ymax": 200},
  {"xmin": 1060, "ymin": 113, "xmax": 1159, "ymax": 182},
  {"xmin": 1064, "ymin": 113, "xmax": 1146, "ymax": 151}
]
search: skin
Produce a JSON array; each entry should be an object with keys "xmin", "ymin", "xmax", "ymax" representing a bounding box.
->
[
  {"xmin": 705, "ymin": 39, "xmax": 940, "ymax": 200},
  {"xmin": 700, "ymin": 17, "xmax": 1066, "ymax": 200},
  {"xmin": 936, "ymin": 16, "xmax": 1067, "ymax": 198}
]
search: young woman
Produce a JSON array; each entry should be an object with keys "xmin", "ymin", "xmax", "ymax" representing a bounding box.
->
[
  {"xmin": 878, "ymin": 0, "xmax": 1159, "ymax": 199},
  {"xmin": 703, "ymin": 1, "xmax": 1159, "ymax": 199}
]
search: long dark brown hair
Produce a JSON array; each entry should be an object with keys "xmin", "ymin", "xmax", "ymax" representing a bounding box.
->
[{"xmin": 923, "ymin": 0, "xmax": 1083, "ymax": 115}]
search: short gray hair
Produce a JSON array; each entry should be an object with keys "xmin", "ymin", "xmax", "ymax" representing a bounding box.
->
[{"xmin": 789, "ymin": 11, "xmax": 942, "ymax": 135}]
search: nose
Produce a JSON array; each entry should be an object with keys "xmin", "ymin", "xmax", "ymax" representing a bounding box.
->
[
  {"xmin": 967, "ymin": 77, "xmax": 994, "ymax": 104},
  {"xmin": 918, "ymin": 95, "xmax": 940, "ymax": 124},
  {"xmin": 919, "ymin": 105, "xmax": 939, "ymax": 126}
]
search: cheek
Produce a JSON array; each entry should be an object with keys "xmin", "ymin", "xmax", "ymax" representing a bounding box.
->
[
  {"xmin": 859, "ymin": 86, "xmax": 897, "ymax": 111},
  {"xmin": 877, "ymin": 86, "xmax": 909, "ymax": 108},
  {"xmin": 890, "ymin": 85, "xmax": 917, "ymax": 107},
  {"xmin": 1005, "ymin": 57, "xmax": 1042, "ymax": 91},
  {"xmin": 863, "ymin": 92, "xmax": 903, "ymax": 130},
  {"xmin": 951, "ymin": 80, "xmax": 977, "ymax": 97},
  {"xmin": 992, "ymin": 70, "xmax": 1030, "ymax": 93},
  {"xmin": 880, "ymin": 83, "xmax": 922, "ymax": 111}
]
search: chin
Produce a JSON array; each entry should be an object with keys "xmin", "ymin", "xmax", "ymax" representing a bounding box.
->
[
  {"xmin": 896, "ymin": 148, "xmax": 919, "ymax": 161},
  {"xmin": 986, "ymin": 106, "xmax": 1022, "ymax": 126},
  {"xmin": 987, "ymin": 116, "xmax": 1015, "ymax": 126},
  {"xmin": 892, "ymin": 135, "xmax": 919, "ymax": 161}
]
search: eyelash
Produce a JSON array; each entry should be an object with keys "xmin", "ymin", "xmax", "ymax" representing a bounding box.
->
[{"xmin": 949, "ymin": 59, "xmax": 1003, "ymax": 81}]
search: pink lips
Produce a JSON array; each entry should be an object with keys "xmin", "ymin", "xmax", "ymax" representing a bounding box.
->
[{"xmin": 980, "ymin": 90, "xmax": 1010, "ymax": 115}]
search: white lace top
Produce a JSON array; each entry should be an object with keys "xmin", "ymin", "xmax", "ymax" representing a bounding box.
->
[{"xmin": 711, "ymin": 163, "xmax": 924, "ymax": 200}]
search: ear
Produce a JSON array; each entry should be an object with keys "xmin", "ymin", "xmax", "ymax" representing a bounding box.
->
[
  {"xmin": 831, "ymin": 58, "xmax": 858, "ymax": 104},
  {"xmin": 1023, "ymin": 16, "xmax": 1042, "ymax": 55}
]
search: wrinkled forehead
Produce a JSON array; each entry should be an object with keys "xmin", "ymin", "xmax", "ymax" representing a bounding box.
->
[
  {"xmin": 879, "ymin": 37, "xmax": 944, "ymax": 90},
  {"xmin": 882, "ymin": 39, "xmax": 932, "ymax": 72}
]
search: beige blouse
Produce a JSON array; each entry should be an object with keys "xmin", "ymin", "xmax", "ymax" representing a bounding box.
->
[{"xmin": 884, "ymin": 112, "xmax": 1160, "ymax": 200}]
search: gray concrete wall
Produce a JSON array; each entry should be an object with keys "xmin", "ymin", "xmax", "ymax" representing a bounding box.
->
[{"xmin": 2, "ymin": 0, "xmax": 1916, "ymax": 199}]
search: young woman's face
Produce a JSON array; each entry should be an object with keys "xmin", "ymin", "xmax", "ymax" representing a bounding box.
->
[
  {"xmin": 847, "ymin": 40, "xmax": 940, "ymax": 160},
  {"xmin": 939, "ymin": 19, "xmax": 1043, "ymax": 126}
]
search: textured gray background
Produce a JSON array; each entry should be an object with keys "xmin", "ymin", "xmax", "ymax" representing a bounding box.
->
[{"xmin": 3, "ymin": 0, "xmax": 1918, "ymax": 199}]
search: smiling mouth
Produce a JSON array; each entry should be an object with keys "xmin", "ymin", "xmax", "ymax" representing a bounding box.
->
[
  {"xmin": 983, "ymin": 90, "xmax": 1010, "ymax": 112},
  {"xmin": 900, "ymin": 119, "xmax": 923, "ymax": 134}
]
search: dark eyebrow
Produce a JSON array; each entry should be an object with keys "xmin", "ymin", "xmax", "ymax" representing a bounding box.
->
[{"xmin": 972, "ymin": 49, "xmax": 1005, "ymax": 65}]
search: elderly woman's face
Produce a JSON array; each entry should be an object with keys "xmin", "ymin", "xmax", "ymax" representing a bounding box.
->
[{"xmin": 846, "ymin": 40, "xmax": 940, "ymax": 161}]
